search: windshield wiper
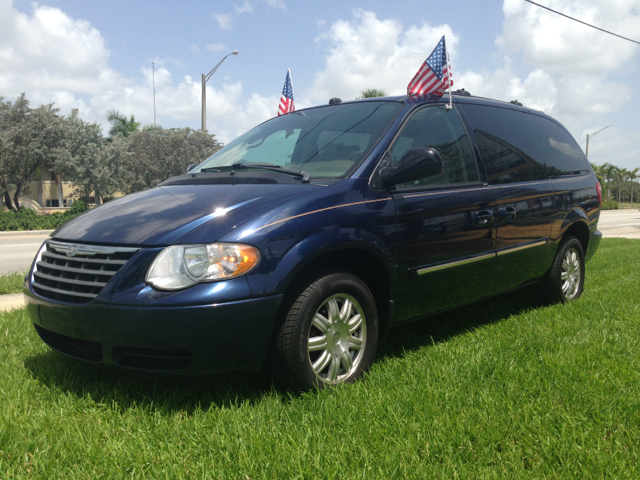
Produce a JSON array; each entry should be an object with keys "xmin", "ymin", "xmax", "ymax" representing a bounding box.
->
[
  {"xmin": 233, "ymin": 163, "xmax": 310, "ymax": 183},
  {"xmin": 199, "ymin": 163, "xmax": 310, "ymax": 183}
]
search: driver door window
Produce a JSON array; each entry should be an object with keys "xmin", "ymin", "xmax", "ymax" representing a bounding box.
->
[{"xmin": 388, "ymin": 106, "xmax": 479, "ymax": 189}]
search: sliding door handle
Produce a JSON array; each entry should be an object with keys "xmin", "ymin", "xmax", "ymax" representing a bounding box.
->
[
  {"xmin": 499, "ymin": 206, "xmax": 517, "ymax": 219},
  {"xmin": 472, "ymin": 209, "xmax": 494, "ymax": 227}
]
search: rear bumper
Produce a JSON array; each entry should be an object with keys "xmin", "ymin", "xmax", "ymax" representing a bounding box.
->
[
  {"xmin": 585, "ymin": 225, "xmax": 602, "ymax": 262},
  {"xmin": 25, "ymin": 292, "xmax": 283, "ymax": 375}
]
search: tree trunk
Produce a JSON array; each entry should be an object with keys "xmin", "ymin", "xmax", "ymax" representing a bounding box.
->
[
  {"xmin": 13, "ymin": 182, "xmax": 22, "ymax": 211},
  {"xmin": 618, "ymin": 181, "xmax": 622, "ymax": 203},
  {"xmin": 631, "ymin": 185, "xmax": 634, "ymax": 206},
  {"xmin": 2, "ymin": 191, "xmax": 14, "ymax": 211}
]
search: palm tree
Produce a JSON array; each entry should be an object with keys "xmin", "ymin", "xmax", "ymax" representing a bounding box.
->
[
  {"xmin": 590, "ymin": 163, "xmax": 604, "ymax": 186},
  {"xmin": 628, "ymin": 167, "xmax": 639, "ymax": 205},
  {"xmin": 360, "ymin": 88, "xmax": 388, "ymax": 98},
  {"xmin": 617, "ymin": 167, "xmax": 628, "ymax": 203},
  {"xmin": 601, "ymin": 162, "xmax": 617, "ymax": 201},
  {"xmin": 106, "ymin": 110, "xmax": 141, "ymax": 138}
]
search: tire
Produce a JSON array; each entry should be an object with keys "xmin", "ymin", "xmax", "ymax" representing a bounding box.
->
[
  {"xmin": 537, "ymin": 235, "xmax": 585, "ymax": 304},
  {"xmin": 273, "ymin": 272, "xmax": 379, "ymax": 390}
]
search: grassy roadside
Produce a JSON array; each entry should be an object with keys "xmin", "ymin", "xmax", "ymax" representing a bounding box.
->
[
  {"xmin": 0, "ymin": 271, "xmax": 26, "ymax": 295},
  {"xmin": 0, "ymin": 239, "xmax": 639, "ymax": 478}
]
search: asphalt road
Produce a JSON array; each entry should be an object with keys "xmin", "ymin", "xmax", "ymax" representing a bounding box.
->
[
  {"xmin": 598, "ymin": 209, "xmax": 640, "ymax": 239},
  {"xmin": 0, "ymin": 209, "xmax": 638, "ymax": 275},
  {"xmin": 0, "ymin": 233, "xmax": 49, "ymax": 274}
]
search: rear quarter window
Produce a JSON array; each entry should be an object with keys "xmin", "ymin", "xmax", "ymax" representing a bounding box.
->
[
  {"xmin": 461, "ymin": 104, "xmax": 548, "ymax": 184},
  {"xmin": 526, "ymin": 113, "xmax": 589, "ymax": 175}
]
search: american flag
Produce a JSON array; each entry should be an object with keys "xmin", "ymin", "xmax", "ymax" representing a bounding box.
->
[
  {"xmin": 277, "ymin": 69, "xmax": 295, "ymax": 116},
  {"xmin": 407, "ymin": 36, "xmax": 453, "ymax": 97}
]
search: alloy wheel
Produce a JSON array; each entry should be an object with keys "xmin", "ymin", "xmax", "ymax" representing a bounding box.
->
[
  {"xmin": 307, "ymin": 294, "xmax": 367, "ymax": 384},
  {"xmin": 561, "ymin": 247, "xmax": 581, "ymax": 300}
]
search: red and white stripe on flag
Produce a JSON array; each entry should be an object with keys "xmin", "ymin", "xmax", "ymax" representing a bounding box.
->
[
  {"xmin": 407, "ymin": 35, "xmax": 454, "ymax": 97},
  {"xmin": 407, "ymin": 61, "xmax": 453, "ymax": 96},
  {"xmin": 277, "ymin": 69, "xmax": 295, "ymax": 116},
  {"xmin": 278, "ymin": 97, "xmax": 294, "ymax": 116}
]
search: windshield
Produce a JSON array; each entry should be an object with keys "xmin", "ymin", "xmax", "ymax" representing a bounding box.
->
[{"xmin": 193, "ymin": 101, "xmax": 403, "ymax": 178}]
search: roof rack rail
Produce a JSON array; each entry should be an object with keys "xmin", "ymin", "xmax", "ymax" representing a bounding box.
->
[
  {"xmin": 452, "ymin": 89, "xmax": 471, "ymax": 96},
  {"xmin": 510, "ymin": 100, "xmax": 523, "ymax": 106}
]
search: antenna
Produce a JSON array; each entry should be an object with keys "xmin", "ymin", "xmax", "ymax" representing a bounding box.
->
[{"xmin": 152, "ymin": 62, "xmax": 157, "ymax": 126}]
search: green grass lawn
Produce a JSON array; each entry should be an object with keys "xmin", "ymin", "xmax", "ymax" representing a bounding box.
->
[
  {"xmin": 0, "ymin": 271, "xmax": 26, "ymax": 295},
  {"xmin": 1, "ymin": 239, "xmax": 639, "ymax": 478}
]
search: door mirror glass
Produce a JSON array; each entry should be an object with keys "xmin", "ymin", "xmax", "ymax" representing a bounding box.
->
[{"xmin": 380, "ymin": 147, "xmax": 443, "ymax": 187}]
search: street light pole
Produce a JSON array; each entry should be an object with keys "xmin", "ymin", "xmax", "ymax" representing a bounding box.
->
[
  {"xmin": 585, "ymin": 125, "xmax": 612, "ymax": 158},
  {"xmin": 201, "ymin": 50, "xmax": 239, "ymax": 132}
]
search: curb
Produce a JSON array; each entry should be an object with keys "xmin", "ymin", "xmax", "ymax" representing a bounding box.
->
[
  {"xmin": 0, "ymin": 230, "xmax": 54, "ymax": 237},
  {"xmin": 0, "ymin": 293, "xmax": 26, "ymax": 312}
]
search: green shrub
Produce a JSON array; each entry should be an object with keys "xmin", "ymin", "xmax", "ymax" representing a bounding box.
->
[
  {"xmin": 601, "ymin": 200, "xmax": 619, "ymax": 210},
  {"xmin": 0, "ymin": 201, "xmax": 88, "ymax": 231}
]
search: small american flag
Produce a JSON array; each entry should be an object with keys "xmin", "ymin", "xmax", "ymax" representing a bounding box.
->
[
  {"xmin": 277, "ymin": 69, "xmax": 295, "ymax": 116},
  {"xmin": 407, "ymin": 35, "xmax": 453, "ymax": 97}
]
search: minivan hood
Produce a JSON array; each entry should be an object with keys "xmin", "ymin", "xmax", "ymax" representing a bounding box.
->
[{"xmin": 52, "ymin": 184, "xmax": 318, "ymax": 245}]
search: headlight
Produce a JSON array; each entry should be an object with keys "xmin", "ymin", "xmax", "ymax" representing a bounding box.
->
[{"xmin": 146, "ymin": 243, "xmax": 261, "ymax": 290}]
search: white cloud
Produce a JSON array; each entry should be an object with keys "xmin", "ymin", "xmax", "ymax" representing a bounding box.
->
[
  {"xmin": 212, "ymin": 13, "xmax": 233, "ymax": 30},
  {"xmin": 498, "ymin": 0, "xmax": 640, "ymax": 74},
  {"xmin": 458, "ymin": 62, "xmax": 558, "ymax": 113},
  {"xmin": 306, "ymin": 9, "xmax": 457, "ymax": 104},
  {"xmin": 189, "ymin": 44, "xmax": 199, "ymax": 53},
  {"xmin": 264, "ymin": 0, "xmax": 286, "ymax": 10},
  {"xmin": 0, "ymin": 1, "xmax": 126, "ymax": 98},
  {"xmin": 206, "ymin": 43, "xmax": 228, "ymax": 52},
  {"xmin": 235, "ymin": 1, "xmax": 254, "ymax": 14}
]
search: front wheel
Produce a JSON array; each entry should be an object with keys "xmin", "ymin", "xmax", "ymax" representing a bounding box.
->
[
  {"xmin": 273, "ymin": 272, "xmax": 379, "ymax": 390},
  {"xmin": 537, "ymin": 235, "xmax": 585, "ymax": 304}
]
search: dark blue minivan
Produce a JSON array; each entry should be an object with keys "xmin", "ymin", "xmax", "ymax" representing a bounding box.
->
[{"xmin": 25, "ymin": 92, "xmax": 602, "ymax": 389}]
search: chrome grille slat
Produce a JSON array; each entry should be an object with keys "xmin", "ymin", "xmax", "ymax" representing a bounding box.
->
[
  {"xmin": 36, "ymin": 261, "xmax": 117, "ymax": 277},
  {"xmin": 33, "ymin": 271, "xmax": 108, "ymax": 288},
  {"xmin": 31, "ymin": 282, "xmax": 98, "ymax": 299},
  {"xmin": 42, "ymin": 250, "xmax": 128, "ymax": 265},
  {"xmin": 32, "ymin": 241, "xmax": 139, "ymax": 304}
]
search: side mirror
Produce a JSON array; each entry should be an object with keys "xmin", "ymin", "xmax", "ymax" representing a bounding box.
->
[
  {"xmin": 186, "ymin": 164, "xmax": 198, "ymax": 173},
  {"xmin": 379, "ymin": 147, "xmax": 443, "ymax": 187}
]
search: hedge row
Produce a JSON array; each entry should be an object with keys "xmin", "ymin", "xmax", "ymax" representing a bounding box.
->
[
  {"xmin": 601, "ymin": 200, "xmax": 619, "ymax": 210},
  {"xmin": 0, "ymin": 202, "xmax": 88, "ymax": 231}
]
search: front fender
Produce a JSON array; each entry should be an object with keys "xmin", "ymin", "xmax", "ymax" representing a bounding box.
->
[{"xmin": 245, "ymin": 227, "xmax": 396, "ymax": 297}]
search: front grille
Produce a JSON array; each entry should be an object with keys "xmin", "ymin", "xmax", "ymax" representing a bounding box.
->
[{"xmin": 32, "ymin": 240, "xmax": 139, "ymax": 304}]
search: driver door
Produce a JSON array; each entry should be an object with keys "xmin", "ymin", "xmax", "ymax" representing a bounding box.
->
[{"xmin": 387, "ymin": 105, "xmax": 497, "ymax": 322}]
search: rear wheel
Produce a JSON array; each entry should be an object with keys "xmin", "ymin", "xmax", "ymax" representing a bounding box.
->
[
  {"xmin": 537, "ymin": 235, "xmax": 585, "ymax": 304},
  {"xmin": 274, "ymin": 272, "xmax": 378, "ymax": 390}
]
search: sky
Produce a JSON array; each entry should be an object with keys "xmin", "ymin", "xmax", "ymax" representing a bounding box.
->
[{"xmin": 1, "ymin": 0, "xmax": 639, "ymax": 169}]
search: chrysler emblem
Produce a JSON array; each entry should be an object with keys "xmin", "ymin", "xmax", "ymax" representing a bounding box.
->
[{"xmin": 66, "ymin": 245, "xmax": 78, "ymax": 257}]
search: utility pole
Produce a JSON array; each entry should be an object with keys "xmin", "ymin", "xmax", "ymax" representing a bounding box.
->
[
  {"xmin": 201, "ymin": 50, "xmax": 239, "ymax": 132},
  {"xmin": 152, "ymin": 62, "xmax": 156, "ymax": 126},
  {"xmin": 585, "ymin": 125, "xmax": 612, "ymax": 158}
]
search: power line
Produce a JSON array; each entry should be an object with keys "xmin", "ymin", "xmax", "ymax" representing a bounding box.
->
[{"xmin": 524, "ymin": 0, "xmax": 640, "ymax": 46}]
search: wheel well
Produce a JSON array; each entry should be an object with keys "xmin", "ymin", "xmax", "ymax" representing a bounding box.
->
[
  {"xmin": 278, "ymin": 248, "xmax": 392, "ymax": 341},
  {"xmin": 563, "ymin": 221, "xmax": 589, "ymax": 253}
]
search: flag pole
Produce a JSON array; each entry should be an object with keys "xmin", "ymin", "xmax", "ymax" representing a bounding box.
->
[{"xmin": 447, "ymin": 51, "xmax": 453, "ymax": 110}]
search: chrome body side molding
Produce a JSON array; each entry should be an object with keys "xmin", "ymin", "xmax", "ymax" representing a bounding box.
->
[{"xmin": 413, "ymin": 238, "xmax": 548, "ymax": 276}]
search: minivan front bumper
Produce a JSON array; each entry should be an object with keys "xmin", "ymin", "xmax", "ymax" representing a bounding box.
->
[{"xmin": 25, "ymin": 292, "xmax": 283, "ymax": 375}]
